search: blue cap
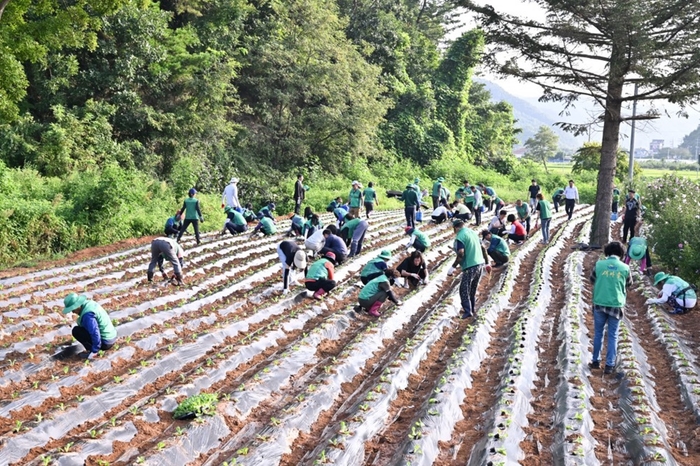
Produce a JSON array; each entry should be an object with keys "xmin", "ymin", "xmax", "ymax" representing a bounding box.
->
[{"xmin": 188, "ymin": 188, "xmax": 197, "ymax": 196}]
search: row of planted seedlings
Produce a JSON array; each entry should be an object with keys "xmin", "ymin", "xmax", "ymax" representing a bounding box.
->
[
  {"xmin": 3, "ymin": 211, "xmax": 434, "ymax": 465},
  {"xmin": 208, "ymin": 238, "xmax": 460, "ymax": 466},
  {"xmin": 399, "ymin": 204, "xmax": 596, "ymax": 466},
  {"xmin": 0, "ymin": 211, "xmax": 401, "ymax": 374},
  {"xmin": 550, "ymin": 219, "xmax": 599, "ymax": 465},
  {"xmin": 139, "ymin": 231, "xmax": 459, "ymax": 466},
  {"xmin": 635, "ymin": 270, "xmax": 700, "ymax": 424},
  {"xmin": 19, "ymin": 223, "xmax": 456, "ymax": 466},
  {"xmin": 477, "ymin": 210, "xmax": 593, "ymax": 466},
  {"xmin": 0, "ymin": 211, "xmax": 412, "ymax": 413}
]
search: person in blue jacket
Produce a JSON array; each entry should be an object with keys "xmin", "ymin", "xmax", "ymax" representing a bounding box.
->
[
  {"xmin": 164, "ymin": 211, "xmax": 182, "ymax": 237},
  {"xmin": 257, "ymin": 202, "xmax": 276, "ymax": 222},
  {"xmin": 319, "ymin": 227, "xmax": 348, "ymax": 265},
  {"xmin": 62, "ymin": 293, "xmax": 118, "ymax": 359}
]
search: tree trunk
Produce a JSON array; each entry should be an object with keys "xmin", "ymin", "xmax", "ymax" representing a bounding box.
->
[{"xmin": 590, "ymin": 79, "xmax": 623, "ymax": 246}]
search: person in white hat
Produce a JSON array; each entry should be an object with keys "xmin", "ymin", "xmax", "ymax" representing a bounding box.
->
[
  {"xmin": 222, "ymin": 177, "xmax": 241, "ymax": 210},
  {"xmin": 348, "ymin": 181, "xmax": 364, "ymax": 218},
  {"xmin": 277, "ymin": 240, "xmax": 308, "ymax": 294}
]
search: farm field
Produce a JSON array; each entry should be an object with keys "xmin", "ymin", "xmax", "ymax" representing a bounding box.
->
[
  {"xmin": 548, "ymin": 162, "xmax": 700, "ymax": 180},
  {"xmin": 0, "ymin": 207, "xmax": 700, "ymax": 465}
]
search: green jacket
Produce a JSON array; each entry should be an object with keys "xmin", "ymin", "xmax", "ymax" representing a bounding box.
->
[
  {"xmin": 537, "ymin": 199, "xmax": 552, "ymax": 220},
  {"xmin": 432, "ymin": 181, "xmax": 442, "ymax": 197},
  {"xmin": 342, "ymin": 218, "xmax": 362, "ymax": 238},
  {"xmin": 77, "ymin": 300, "xmax": 117, "ymax": 350},
  {"xmin": 363, "ymin": 187, "xmax": 377, "ymax": 203},
  {"xmin": 667, "ymin": 276, "xmax": 697, "ymax": 300},
  {"xmin": 361, "ymin": 257, "xmax": 386, "ymax": 278},
  {"xmin": 412, "ymin": 229, "xmax": 430, "ymax": 248},
  {"xmin": 307, "ymin": 258, "xmax": 332, "ymax": 280},
  {"xmin": 516, "ymin": 204, "xmax": 530, "ymax": 221},
  {"xmin": 259, "ymin": 217, "xmax": 276, "ymax": 235},
  {"xmin": 399, "ymin": 188, "xmax": 420, "ymax": 207},
  {"xmin": 229, "ymin": 210, "xmax": 246, "ymax": 226}
]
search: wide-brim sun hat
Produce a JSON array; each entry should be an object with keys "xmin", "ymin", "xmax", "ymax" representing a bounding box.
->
[
  {"xmin": 438, "ymin": 177, "xmax": 445, "ymax": 182},
  {"xmin": 352, "ymin": 180, "xmax": 360, "ymax": 186},
  {"xmin": 653, "ymin": 271, "xmax": 670, "ymax": 286},
  {"xmin": 293, "ymin": 250, "xmax": 307, "ymax": 269},
  {"xmin": 63, "ymin": 293, "xmax": 87, "ymax": 314},
  {"xmin": 379, "ymin": 250, "xmax": 391, "ymax": 260},
  {"xmin": 629, "ymin": 243, "xmax": 645, "ymax": 261}
]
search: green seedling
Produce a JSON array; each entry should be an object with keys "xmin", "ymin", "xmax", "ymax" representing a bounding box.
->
[
  {"xmin": 42, "ymin": 457, "xmax": 51, "ymax": 466},
  {"xmin": 236, "ymin": 446, "xmax": 249, "ymax": 456},
  {"xmin": 56, "ymin": 403, "xmax": 65, "ymax": 411},
  {"xmin": 61, "ymin": 442, "xmax": 74, "ymax": 453},
  {"xmin": 156, "ymin": 441, "xmax": 166, "ymax": 451},
  {"xmin": 173, "ymin": 393, "xmax": 219, "ymax": 419},
  {"xmin": 136, "ymin": 457, "xmax": 145, "ymax": 464},
  {"xmin": 13, "ymin": 420, "xmax": 23, "ymax": 433},
  {"xmin": 110, "ymin": 417, "xmax": 117, "ymax": 427},
  {"xmin": 35, "ymin": 413, "xmax": 43, "ymax": 423},
  {"xmin": 94, "ymin": 386, "xmax": 102, "ymax": 393},
  {"xmin": 76, "ymin": 395, "xmax": 84, "ymax": 402},
  {"xmin": 129, "ymin": 405, "xmax": 140, "ymax": 416},
  {"xmin": 113, "ymin": 376, "xmax": 122, "ymax": 384},
  {"xmin": 270, "ymin": 417, "xmax": 281, "ymax": 426},
  {"xmin": 63, "ymin": 366, "xmax": 70, "ymax": 374}
]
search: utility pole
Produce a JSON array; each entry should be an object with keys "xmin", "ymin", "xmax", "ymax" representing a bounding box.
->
[{"xmin": 628, "ymin": 83, "xmax": 638, "ymax": 183}]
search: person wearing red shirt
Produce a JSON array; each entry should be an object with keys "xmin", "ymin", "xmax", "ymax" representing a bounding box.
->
[{"xmin": 506, "ymin": 214, "xmax": 526, "ymax": 244}]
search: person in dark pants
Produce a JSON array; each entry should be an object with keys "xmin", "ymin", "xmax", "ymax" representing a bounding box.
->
[
  {"xmin": 397, "ymin": 250, "xmax": 429, "ymax": 288},
  {"xmin": 482, "ymin": 230, "xmax": 510, "ymax": 267},
  {"xmin": 363, "ymin": 182, "xmax": 379, "ymax": 219},
  {"xmin": 620, "ymin": 189, "xmax": 641, "ymax": 243},
  {"xmin": 148, "ymin": 237, "xmax": 185, "ymax": 285},
  {"xmin": 449, "ymin": 220, "xmax": 491, "ymax": 319},
  {"xmin": 177, "ymin": 188, "xmax": 203, "ymax": 245},
  {"xmin": 405, "ymin": 227, "xmax": 430, "ymax": 252},
  {"xmin": 294, "ymin": 174, "xmax": 305, "ymax": 215},
  {"xmin": 319, "ymin": 227, "xmax": 348, "ymax": 265},
  {"xmin": 62, "ymin": 293, "xmax": 117, "ymax": 359},
  {"xmin": 360, "ymin": 250, "xmax": 392, "ymax": 285},
  {"xmin": 506, "ymin": 214, "xmax": 527, "ymax": 243},
  {"xmin": 356, "ymin": 269, "xmax": 402, "ymax": 317},
  {"xmin": 305, "ymin": 251, "xmax": 337, "ymax": 299},
  {"xmin": 431, "ymin": 177, "xmax": 445, "ymax": 209},
  {"xmin": 223, "ymin": 207, "xmax": 248, "ymax": 235},
  {"xmin": 164, "ymin": 211, "xmax": 182, "ymax": 237},
  {"xmin": 399, "ymin": 183, "xmax": 420, "ymax": 228},
  {"xmin": 277, "ymin": 240, "xmax": 308, "ymax": 294},
  {"xmin": 563, "ymin": 179, "xmax": 579, "ymax": 220},
  {"xmin": 612, "ymin": 186, "xmax": 621, "ymax": 214},
  {"xmin": 552, "ymin": 188, "xmax": 564, "ymax": 213},
  {"xmin": 515, "ymin": 199, "xmax": 531, "ymax": 235},
  {"xmin": 528, "ymin": 179, "xmax": 540, "ymax": 213}
]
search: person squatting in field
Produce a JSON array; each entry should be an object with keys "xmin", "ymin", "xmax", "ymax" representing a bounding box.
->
[
  {"xmin": 405, "ymin": 226, "xmax": 430, "ymax": 253},
  {"xmin": 359, "ymin": 250, "xmax": 392, "ymax": 285},
  {"xmin": 164, "ymin": 211, "xmax": 182, "ymax": 237},
  {"xmin": 319, "ymin": 226, "xmax": 348, "ymax": 265},
  {"xmin": 506, "ymin": 214, "xmax": 527, "ymax": 244},
  {"xmin": 63, "ymin": 293, "xmax": 118, "ymax": 359},
  {"xmin": 148, "ymin": 237, "xmax": 185, "ymax": 286},
  {"xmin": 647, "ymin": 271, "xmax": 698, "ymax": 315},
  {"xmin": 222, "ymin": 206, "xmax": 248, "ymax": 235},
  {"xmin": 397, "ymin": 250, "xmax": 429, "ymax": 289},
  {"xmin": 481, "ymin": 229, "xmax": 510, "ymax": 267},
  {"xmin": 355, "ymin": 269, "xmax": 403, "ymax": 317},
  {"xmin": 448, "ymin": 219, "xmax": 491, "ymax": 319},
  {"xmin": 305, "ymin": 251, "xmax": 338, "ymax": 299}
]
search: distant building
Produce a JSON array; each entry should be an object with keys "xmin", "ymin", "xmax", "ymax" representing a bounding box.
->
[
  {"xmin": 649, "ymin": 139, "xmax": 664, "ymax": 155},
  {"xmin": 634, "ymin": 148, "xmax": 649, "ymax": 159}
]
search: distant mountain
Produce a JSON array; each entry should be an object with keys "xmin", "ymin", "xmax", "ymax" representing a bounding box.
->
[{"xmin": 476, "ymin": 79, "xmax": 583, "ymax": 150}]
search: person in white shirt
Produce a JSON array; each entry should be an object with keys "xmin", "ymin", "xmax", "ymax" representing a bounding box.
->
[
  {"xmin": 488, "ymin": 210, "xmax": 507, "ymax": 237},
  {"xmin": 451, "ymin": 201, "xmax": 472, "ymax": 221},
  {"xmin": 430, "ymin": 204, "xmax": 450, "ymax": 224},
  {"xmin": 563, "ymin": 179, "xmax": 579, "ymax": 220},
  {"xmin": 222, "ymin": 177, "xmax": 241, "ymax": 210},
  {"xmin": 471, "ymin": 185, "xmax": 483, "ymax": 226},
  {"xmin": 646, "ymin": 271, "xmax": 697, "ymax": 314}
]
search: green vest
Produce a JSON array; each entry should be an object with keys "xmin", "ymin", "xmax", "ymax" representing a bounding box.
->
[
  {"xmin": 413, "ymin": 229, "xmax": 430, "ymax": 248},
  {"xmin": 260, "ymin": 217, "xmax": 276, "ymax": 235},
  {"xmin": 363, "ymin": 188, "xmax": 377, "ymax": 203},
  {"xmin": 553, "ymin": 189, "xmax": 564, "ymax": 200},
  {"xmin": 516, "ymin": 204, "xmax": 530, "ymax": 220},
  {"xmin": 592, "ymin": 256, "xmax": 630, "ymax": 308},
  {"xmin": 360, "ymin": 274, "xmax": 389, "ymax": 300},
  {"xmin": 612, "ymin": 188, "xmax": 620, "ymax": 202},
  {"xmin": 491, "ymin": 235, "xmax": 510, "ymax": 257},
  {"xmin": 349, "ymin": 189, "xmax": 362, "ymax": 208},
  {"xmin": 184, "ymin": 197, "xmax": 199, "ymax": 220},
  {"xmin": 400, "ymin": 189, "xmax": 419, "ymax": 207},
  {"xmin": 432, "ymin": 181, "xmax": 441, "ymax": 197},
  {"xmin": 538, "ymin": 199, "xmax": 552, "ymax": 220},
  {"xmin": 455, "ymin": 228, "xmax": 484, "ymax": 269},
  {"xmin": 361, "ymin": 257, "xmax": 385, "ymax": 277},
  {"xmin": 667, "ymin": 276, "xmax": 697, "ymax": 300},
  {"xmin": 78, "ymin": 301, "xmax": 117, "ymax": 341},
  {"xmin": 307, "ymin": 258, "xmax": 331, "ymax": 280},
  {"xmin": 342, "ymin": 218, "xmax": 361, "ymax": 238},
  {"xmin": 231, "ymin": 210, "xmax": 246, "ymax": 226}
]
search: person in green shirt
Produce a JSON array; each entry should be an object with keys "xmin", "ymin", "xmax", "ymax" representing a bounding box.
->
[
  {"xmin": 355, "ymin": 269, "xmax": 402, "ymax": 317},
  {"xmin": 552, "ymin": 188, "xmax": 565, "ymax": 213},
  {"xmin": 623, "ymin": 236, "xmax": 651, "ymax": 274},
  {"xmin": 647, "ymin": 271, "xmax": 697, "ymax": 314},
  {"xmin": 399, "ymin": 184, "xmax": 420, "ymax": 228},
  {"xmin": 448, "ymin": 219, "xmax": 491, "ymax": 319},
  {"xmin": 405, "ymin": 227, "xmax": 430, "ymax": 252},
  {"xmin": 534, "ymin": 192, "xmax": 552, "ymax": 244},
  {"xmin": 302, "ymin": 214, "xmax": 323, "ymax": 238},
  {"xmin": 363, "ymin": 182, "xmax": 379, "ymax": 219},
  {"xmin": 481, "ymin": 230, "xmax": 510, "ymax": 267},
  {"xmin": 515, "ymin": 199, "xmax": 531, "ymax": 234},
  {"xmin": 223, "ymin": 206, "xmax": 248, "ymax": 235},
  {"xmin": 431, "ymin": 177, "xmax": 445, "ymax": 209},
  {"xmin": 348, "ymin": 181, "xmax": 364, "ymax": 218},
  {"xmin": 62, "ymin": 293, "xmax": 118, "ymax": 359},
  {"xmin": 612, "ymin": 185, "xmax": 621, "ymax": 214},
  {"xmin": 589, "ymin": 241, "xmax": 632, "ymax": 374},
  {"xmin": 252, "ymin": 216, "xmax": 277, "ymax": 236},
  {"xmin": 164, "ymin": 211, "xmax": 182, "ymax": 237},
  {"xmin": 177, "ymin": 188, "xmax": 204, "ymax": 245},
  {"xmin": 360, "ymin": 250, "xmax": 392, "ymax": 285}
]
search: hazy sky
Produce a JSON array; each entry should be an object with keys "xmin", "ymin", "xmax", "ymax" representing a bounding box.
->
[{"xmin": 454, "ymin": 1, "xmax": 700, "ymax": 152}]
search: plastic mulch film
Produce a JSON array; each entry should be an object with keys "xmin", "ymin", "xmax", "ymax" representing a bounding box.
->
[{"xmin": 143, "ymin": 415, "xmax": 231, "ymax": 466}]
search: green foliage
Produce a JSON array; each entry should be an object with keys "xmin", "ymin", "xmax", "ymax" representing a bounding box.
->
[
  {"xmin": 571, "ymin": 142, "xmax": 641, "ymax": 182},
  {"xmin": 173, "ymin": 392, "xmax": 219, "ymax": 419},
  {"xmin": 524, "ymin": 126, "xmax": 558, "ymax": 173},
  {"xmin": 642, "ymin": 175, "xmax": 700, "ymax": 287}
]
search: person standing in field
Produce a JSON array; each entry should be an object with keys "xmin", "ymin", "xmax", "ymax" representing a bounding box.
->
[
  {"xmin": 293, "ymin": 174, "xmax": 305, "ymax": 215},
  {"xmin": 62, "ymin": 293, "xmax": 118, "ymax": 359},
  {"xmin": 563, "ymin": 179, "xmax": 579, "ymax": 220},
  {"xmin": 515, "ymin": 199, "xmax": 531, "ymax": 235},
  {"xmin": 363, "ymin": 182, "xmax": 379, "ymax": 219},
  {"xmin": 177, "ymin": 188, "xmax": 203, "ymax": 245},
  {"xmin": 448, "ymin": 219, "xmax": 491, "ymax": 319},
  {"xmin": 471, "ymin": 185, "xmax": 483, "ymax": 226},
  {"xmin": 399, "ymin": 183, "xmax": 420, "ymax": 228},
  {"xmin": 534, "ymin": 192, "xmax": 552, "ymax": 244},
  {"xmin": 431, "ymin": 177, "xmax": 445, "ymax": 209},
  {"xmin": 620, "ymin": 189, "xmax": 641, "ymax": 244},
  {"xmin": 612, "ymin": 185, "xmax": 621, "ymax": 214},
  {"xmin": 348, "ymin": 181, "xmax": 363, "ymax": 218},
  {"xmin": 589, "ymin": 241, "xmax": 632, "ymax": 374},
  {"xmin": 222, "ymin": 177, "xmax": 241, "ymax": 210},
  {"xmin": 528, "ymin": 179, "xmax": 540, "ymax": 213}
]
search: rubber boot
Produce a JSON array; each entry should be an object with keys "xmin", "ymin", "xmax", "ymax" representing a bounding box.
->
[
  {"xmin": 147, "ymin": 271, "xmax": 154, "ymax": 282},
  {"xmin": 313, "ymin": 288, "xmax": 326, "ymax": 300},
  {"xmin": 368, "ymin": 301, "xmax": 382, "ymax": 317}
]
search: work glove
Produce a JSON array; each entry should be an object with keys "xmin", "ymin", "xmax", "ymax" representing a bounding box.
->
[
  {"xmin": 447, "ymin": 266, "xmax": 456, "ymax": 276},
  {"xmin": 645, "ymin": 298, "xmax": 655, "ymax": 305}
]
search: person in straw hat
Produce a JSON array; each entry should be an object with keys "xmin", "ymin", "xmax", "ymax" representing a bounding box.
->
[{"xmin": 62, "ymin": 293, "xmax": 118, "ymax": 359}]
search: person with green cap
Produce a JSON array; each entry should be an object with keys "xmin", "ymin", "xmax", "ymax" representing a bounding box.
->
[
  {"xmin": 360, "ymin": 250, "xmax": 392, "ymax": 285},
  {"xmin": 355, "ymin": 269, "xmax": 402, "ymax": 317},
  {"xmin": 431, "ymin": 177, "xmax": 445, "ymax": 209},
  {"xmin": 222, "ymin": 206, "xmax": 248, "ymax": 235},
  {"xmin": 448, "ymin": 219, "xmax": 491, "ymax": 319},
  {"xmin": 534, "ymin": 192, "xmax": 552, "ymax": 244},
  {"xmin": 623, "ymin": 236, "xmax": 651, "ymax": 274},
  {"xmin": 413, "ymin": 178, "xmax": 423, "ymax": 203},
  {"xmin": 363, "ymin": 182, "xmax": 379, "ymax": 219},
  {"xmin": 552, "ymin": 187, "xmax": 565, "ymax": 213},
  {"xmin": 399, "ymin": 183, "xmax": 420, "ymax": 228},
  {"xmin": 588, "ymin": 241, "xmax": 632, "ymax": 374},
  {"xmin": 164, "ymin": 210, "xmax": 182, "ymax": 238},
  {"xmin": 481, "ymin": 229, "xmax": 510, "ymax": 267},
  {"xmin": 147, "ymin": 237, "xmax": 185, "ymax": 285},
  {"xmin": 647, "ymin": 271, "xmax": 697, "ymax": 314},
  {"xmin": 177, "ymin": 188, "xmax": 204, "ymax": 245},
  {"xmin": 405, "ymin": 226, "xmax": 430, "ymax": 252},
  {"xmin": 348, "ymin": 181, "xmax": 364, "ymax": 218},
  {"xmin": 62, "ymin": 293, "xmax": 117, "ymax": 359}
]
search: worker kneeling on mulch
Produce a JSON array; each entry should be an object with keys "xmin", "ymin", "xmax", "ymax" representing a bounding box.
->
[
  {"xmin": 63, "ymin": 293, "xmax": 117, "ymax": 359},
  {"xmin": 355, "ymin": 269, "xmax": 403, "ymax": 317}
]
